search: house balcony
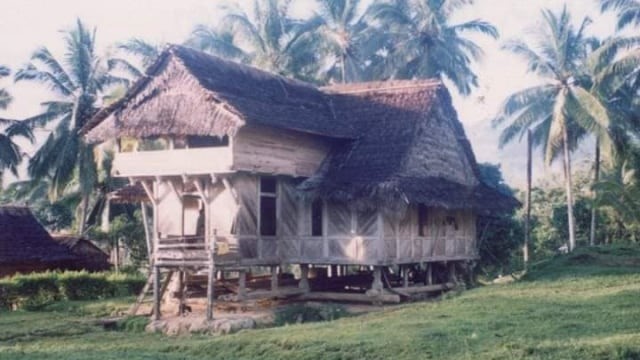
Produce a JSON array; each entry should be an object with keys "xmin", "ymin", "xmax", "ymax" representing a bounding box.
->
[{"xmin": 112, "ymin": 147, "xmax": 233, "ymax": 178}]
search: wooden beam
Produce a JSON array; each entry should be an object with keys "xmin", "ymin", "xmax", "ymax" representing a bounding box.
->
[
  {"xmin": 392, "ymin": 282, "xmax": 454, "ymax": 295},
  {"xmin": 139, "ymin": 180, "xmax": 157, "ymax": 205},
  {"xmin": 167, "ymin": 179, "xmax": 182, "ymax": 200},
  {"xmin": 300, "ymin": 292, "xmax": 401, "ymax": 304},
  {"xmin": 222, "ymin": 177, "xmax": 238, "ymax": 204},
  {"xmin": 153, "ymin": 266, "xmax": 161, "ymax": 320}
]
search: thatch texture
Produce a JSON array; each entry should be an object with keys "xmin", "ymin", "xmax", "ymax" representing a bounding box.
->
[
  {"xmin": 83, "ymin": 46, "xmax": 517, "ymax": 213},
  {"xmin": 52, "ymin": 236, "xmax": 110, "ymax": 272},
  {"xmin": 83, "ymin": 45, "xmax": 356, "ymax": 142},
  {"xmin": 0, "ymin": 206, "xmax": 77, "ymax": 277},
  {"xmin": 300, "ymin": 81, "xmax": 519, "ymax": 213}
]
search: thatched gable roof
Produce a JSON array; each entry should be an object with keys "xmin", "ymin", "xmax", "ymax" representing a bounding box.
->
[
  {"xmin": 300, "ymin": 81, "xmax": 519, "ymax": 213},
  {"xmin": 83, "ymin": 45, "xmax": 357, "ymax": 142},
  {"xmin": 0, "ymin": 206, "xmax": 77, "ymax": 265},
  {"xmin": 83, "ymin": 46, "xmax": 517, "ymax": 213}
]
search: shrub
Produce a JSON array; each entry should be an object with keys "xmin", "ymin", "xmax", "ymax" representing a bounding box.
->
[
  {"xmin": 11, "ymin": 272, "xmax": 61, "ymax": 310},
  {"xmin": 57, "ymin": 272, "xmax": 113, "ymax": 300},
  {"xmin": 0, "ymin": 271, "xmax": 146, "ymax": 311}
]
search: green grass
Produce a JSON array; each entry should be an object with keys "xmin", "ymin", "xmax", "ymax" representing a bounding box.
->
[{"xmin": 2, "ymin": 245, "xmax": 640, "ymax": 359}]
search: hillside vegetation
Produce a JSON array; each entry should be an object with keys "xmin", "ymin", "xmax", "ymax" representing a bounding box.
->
[{"xmin": 1, "ymin": 246, "xmax": 640, "ymax": 360}]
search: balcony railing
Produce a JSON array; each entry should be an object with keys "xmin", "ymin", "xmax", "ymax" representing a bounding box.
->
[{"xmin": 113, "ymin": 147, "xmax": 233, "ymax": 178}]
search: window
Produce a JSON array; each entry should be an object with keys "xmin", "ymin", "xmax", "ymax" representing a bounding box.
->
[
  {"xmin": 311, "ymin": 199, "xmax": 323, "ymax": 236},
  {"xmin": 259, "ymin": 177, "xmax": 277, "ymax": 236},
  {"xmin": 187, "ymin": 135, "xmax": 229, "ymax": 148},
  {"xmin": 418, "ymin": 204, "xmax": 429, "ymax": 237}
]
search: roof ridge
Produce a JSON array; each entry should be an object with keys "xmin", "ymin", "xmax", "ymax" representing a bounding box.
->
[{"xmin": 322, "ymin": 80, "xmax": 442, "ymax": 94}]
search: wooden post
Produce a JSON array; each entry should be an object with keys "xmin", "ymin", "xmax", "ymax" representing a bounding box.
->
[
  {"xmin": 524, "ymin": 129, "xmax": 532, "ymax": 268},
  {"xmin": 402, "ymin": 265, "xmax": 410, "ymax": 288},
  {"xmin": 448, "ymin": 262, "xmax": 457, "ymax": 284},
  {"xmin": 177, "ymin": 270, "xmax": 185, "ymax": 315},
  {"xmin": 206, "ymin": 230, "xmax": 216, "ymax": 321},
  {"xmin": 153, "ymin": 265, "xmax": 161, "ymax": 320},
  {"xmin": 140, "ymin": 202, "xmax": 152, "ymax": 261},
  {"xmin": 299, "ymin": 264, "xmax": 310, "ymax": 292},
  {"xmin": 238, "ymin": 270, "xmax": 247, "ymax": 301},
  {"xmin": 371, "ymin": 266, "xmax": 383, "ymax": 292},
  {"xmin": 270, "ymin": 266, "xmax": 279, "ymax": 292},
  {"xmin": 426, "ymin": 263, "xmax": 433, "ymax": 285}
]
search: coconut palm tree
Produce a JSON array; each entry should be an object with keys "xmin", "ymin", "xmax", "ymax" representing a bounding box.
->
[
  {"xmin": 601, "ymin": 0, "xmax": 640, "ymax": 30},
  {"xmin": 15, "ymin": 19, "xmax": 125, "ymax": 234},
  {"xmin": 583, "ymin": 36, "xmax": 640, "ymax": 245},
  {"xmin": 0, "ymin": 66, "xmax": 34, "ymax": 189},
  {"xmin": 493, "ymin": 7, "xmax": 613, "ymax": 252},
  {"xmin": 370, "ymin": 0, "xmax": 498, "ymax": 95},
  {"xmin": 0, "ymin": 66, "xmax": 12, "ymax": 110},
  {"xmin": 107, "ymin": 38, "xmax": 163, "ymax": 80},
  {"xmin": 188, "ymin": 0, "xmax": 323, "ymax": 80},
  {"xmin": 308, "ymin": 0, "xmax": 385, "ymax": 83}
]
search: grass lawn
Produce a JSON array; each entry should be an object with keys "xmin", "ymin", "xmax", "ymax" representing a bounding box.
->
[{"xmin": 2, "ymin": 245, "xmax": 640, "ymax": 360}]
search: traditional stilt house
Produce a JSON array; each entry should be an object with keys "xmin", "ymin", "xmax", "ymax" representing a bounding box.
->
[{"xmin": 82, "ymin": 45, "xmax": 517, "ymax": 318}]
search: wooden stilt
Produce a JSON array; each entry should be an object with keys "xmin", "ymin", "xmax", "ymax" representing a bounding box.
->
[
  {"xmin": 178, "ymin": 270, "xmax": 185, "ymax": 315},
  {"xmin": 426, "ymin": 263, "xmax": 433, "ymax": 285},
  {"xmin": 238, "ymin": 270, "xmax": 247, "ymax": 301},
  {"xmin": 299, "ymin": 264, "xmax": 310, "ymax": 292},
  {"xmin": 371, "ymin": 266, "xmax": 383, "ymax": 292},
  {"xmin": 206, "ymin": 230, "xmax": 216, "ymax": 321},
  {"xmin": 403, "ymin": 266, "xmax": 410, "ymax": 288},
  {"xmin": 449, "ymin": 262, "xmax": 457, "ymax": 284},
  {"xmin": 270, "ymin": 266, "xmax": 279, "ymax": 292},
  {"xmin": 206, "ymin": 262, "xmax": 215, "ymax": 321},
  {"xmin": 153, "ymin": 265, "xmax": 161, "ymax": 320}
]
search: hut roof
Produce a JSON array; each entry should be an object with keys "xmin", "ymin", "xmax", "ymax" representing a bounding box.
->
[
  {"xmin": 107, "ymin": 184, "xmax": 149, "ymax": 204},
  {"xmin": 83, "ymin": 46, "xmax": 518, "ymax": 212},
  {"xmin": 52, "ymin": 236, "xmax": 108, "ymax": 257},
  {"xmin": 299, "ymin": 80, "xmax": 519, "ymax": 212},
  {"xmin": 83, "ymin": 45, "xmax": 357, "ymax": 142},
  {"xmin": 0, "ymin": 206, "xmax": 77, "ymax": 265}
]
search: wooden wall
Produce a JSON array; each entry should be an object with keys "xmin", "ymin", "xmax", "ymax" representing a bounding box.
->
[
  {"xmin": 232, "ymin": 126, "xmax": 332, "ymax": 178},
  {"xmin": 154, "ymin": 174, "xmax": 477, "ymax": 266}
]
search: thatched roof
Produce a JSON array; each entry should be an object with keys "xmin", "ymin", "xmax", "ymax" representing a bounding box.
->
[
  {"xmin": 107, "ymin": 184, "xmax": 149, "ymax": 204},
  {"xmin": 300, "ymin": 81, "xmax": 519, "ymax": 213},
  {"xmin": 0, "ymin": 206, "xmax": 77, "ymax": 265},
  {"xmin": 83, "ymin": 46, "xmax": 517, "ymax": 213},
  {"xmin": 83, "ymin": 45, "xmax": 357, "ymax": 142},
  {"xmin": 52, "ymin": 236, "xmax": 108, "ymax": 257}
]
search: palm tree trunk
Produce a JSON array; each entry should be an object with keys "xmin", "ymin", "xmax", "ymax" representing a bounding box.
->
[
  {"xmin": 562, "ymin": 125, "xmax": 576, "ymax": 252},
  {"xmin": 340, "ymin": 53, "xmax": 346, "ymax": 83},
  {"xmin": 524, "ymin": 129, "xmax": 532, "ymax": 268},
  {"xmin": 589, "ymin": 138, "xmax": 600, "ymax": 246},
  {"xmin": 77, "ymin": 194, "xmax": 89, "ymax": 235}
]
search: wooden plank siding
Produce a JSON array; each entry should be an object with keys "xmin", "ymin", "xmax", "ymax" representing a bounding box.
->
[{"xmin": 232, "ymin": 126, "xmax": 332, "ymax": 178}]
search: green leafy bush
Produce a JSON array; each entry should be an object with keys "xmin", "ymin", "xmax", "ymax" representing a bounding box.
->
[
  {"xmin": 0, "ymin": 271, "xmax": 145, "ymax": 311},
  {"xmin": 58, "ymin": 272, "xmax": 113, "ymax": 300}
]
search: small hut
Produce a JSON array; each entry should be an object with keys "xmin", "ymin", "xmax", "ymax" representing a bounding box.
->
[
  {"xmin": 81, "ymin": 45, "xmax": 518, "ymax": 318},
  {"xmin": 0, "ymin": 206, "xmax": 77, "ymax": 278},
  {"xmin": 52, "ymin": 236, "xmax": 111, "ymax": 272}
]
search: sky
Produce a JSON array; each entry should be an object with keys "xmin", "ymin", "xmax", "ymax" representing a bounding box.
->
[{"xmin": 0, "ymin": 0, "xmax": 621, "ymax": 188}]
